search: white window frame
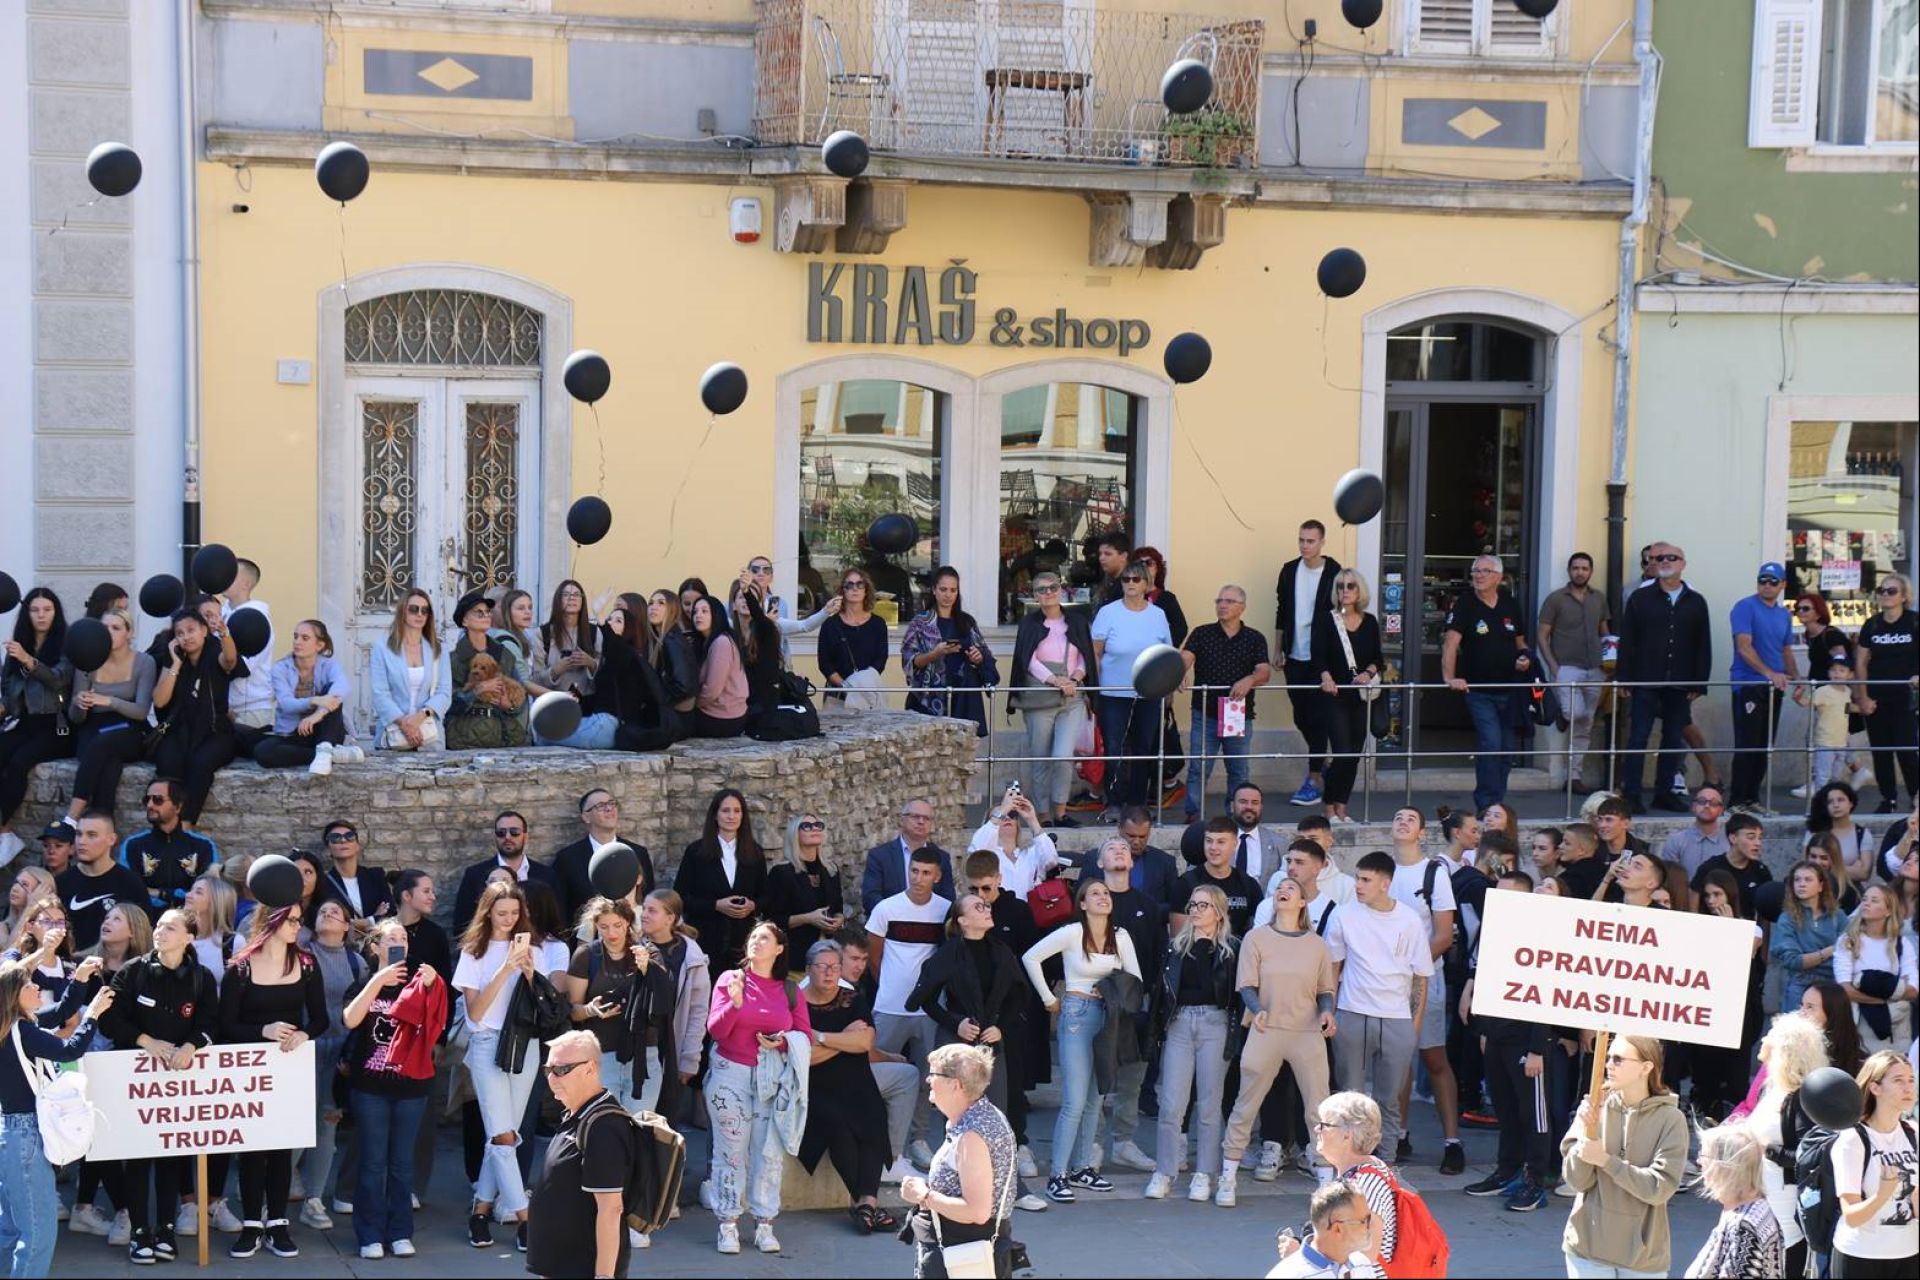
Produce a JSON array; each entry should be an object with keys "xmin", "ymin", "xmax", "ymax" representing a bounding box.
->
[
  {"xmin": 1404, "ymin": 0, "xmax": 1562, "ymax": 60},
  {"xmin": 1760, "ymin": 393, "xmax": 1920, "ymax": 566},
  {"xmin": 1751, "ymin": 0, "xmax": 1920, "ymax": 154}
]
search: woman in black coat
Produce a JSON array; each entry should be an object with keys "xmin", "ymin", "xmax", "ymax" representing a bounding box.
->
[
  {"xmin": 1309, "ymin": 567, "xmax": 1385, "ymax": 823},
  {"xmin": 905, "ymin": 894, "xmax": 1028, "ymax": 1118},
  {"xmin": 670, "ymin": 789, "xmax": 767, "ymax": 975},
  {"xmin": 589, "ymin": 607, "xmax": 685, "ymax": 751}
]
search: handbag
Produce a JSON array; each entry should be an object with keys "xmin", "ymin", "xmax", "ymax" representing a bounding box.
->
[
  {"xmin": 1010, "ymin": 660, "xmax": 1068, "ymax": 713},
  {"xmin": 383, "ymin": 650, "xmax": 442, "ymax": 750},
  {"xmin": 1332, "ymin": 609, "xmax": 1379, "ymax": 704},
  {"xmin": 11, "ymin": 1024, "xmax": 96, "ymax": 1165},
  {"xmin": 927, "ymin": 1129, "xmax": 1017, "ymax": 1279}
]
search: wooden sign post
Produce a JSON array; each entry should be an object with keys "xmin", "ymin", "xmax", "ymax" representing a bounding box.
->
[
  {"xmin": 1583, "ymin": 1030, "xmax": 1612, "ymax": 1140},
  {"xmin": 196, "ymin": 1153, "xmax": 209, "ymax": 1267}
]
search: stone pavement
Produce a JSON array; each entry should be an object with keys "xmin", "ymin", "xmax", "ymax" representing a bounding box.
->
[{"xmin": 50, "ymin": 1092, "xmax": 1720, "ymax": 1279}]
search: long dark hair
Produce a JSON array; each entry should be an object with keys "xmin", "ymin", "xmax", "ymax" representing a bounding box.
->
[
  {"xmin": 543, "ymin": 579, "xmax": 597, "ymax": 657},
  {"xmin": 1806, "ymin": 980, "xmax": 1866, "ymax": 1074},
  {"xmin": 6, "ymin": 588, "xmax": 67, "ymax": 672},
  {"xmin": 927, "ymin": 565, "xmax": 978, "ymax": 638},
  {"xmin": 690, "ymin": 594, "xmax": 736, "ymax": 663},
  {"xmin": 695, "ymin": 788, "xmax": 763, "ymax": 869},
  {"xmin": 726, "ymin": 581, "xmax": 777, "ymax": 667},
  {"xmin": 231, "ymin": 903, "xmax": 307, "ymax": 976},
  {"xmin": 84, "ymin": 582, "xmax": 128, "ymax": 619}
]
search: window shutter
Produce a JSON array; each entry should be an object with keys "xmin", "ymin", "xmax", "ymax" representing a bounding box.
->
[
  {"xmin": 1412, "ymin": 0, "xmax": 1476, "ymax": 55},
  {"xmin": 1487, "ymin": 0, "xmax": 1553, "ymax": 57},
  {"xmin": 1749, "ymin": 0, "xmax": 1822, "ymax": 146}
]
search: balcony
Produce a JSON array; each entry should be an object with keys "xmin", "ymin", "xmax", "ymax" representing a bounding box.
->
[{"xmin": 753, "ymin": 0, "xmax": 1265, "ymax": 169}]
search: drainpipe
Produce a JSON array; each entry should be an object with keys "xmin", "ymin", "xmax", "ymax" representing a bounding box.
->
[
  {"xmin": 1607, "ymin": 0, "xmax": 1657, "ymax": 618},
  {"xmin": 177, "ymin": 0, "xmax": 202, "ymax": 584}
]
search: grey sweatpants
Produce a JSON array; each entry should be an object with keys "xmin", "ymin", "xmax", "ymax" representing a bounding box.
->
[
  {"xmin": 1333, "ymin": 1012, "xmax": 1417, "ymax": 1159},
  {"xmin": 874, "ymin": 1011, "xmax": 937, "ymax": 1146}
]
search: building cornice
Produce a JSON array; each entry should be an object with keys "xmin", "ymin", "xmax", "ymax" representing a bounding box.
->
[{"xmin": 1637, "ymin": 283, "xmax": 1919, "ymax": 316}]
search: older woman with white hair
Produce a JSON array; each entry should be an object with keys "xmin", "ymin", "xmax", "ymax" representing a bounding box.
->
[
  {"xmin": 899, "ymin": 1042, "xmax": 1018, "ymax": 1279},
  {"xmin": 1684, "ymin": 1126, "xmax": 1784, "ymax": 1279},
  {"xmin": 1312, "ymin": 1092, "xmax": 1401, "ymax": 1271},
  {"xmin": 1746, "ymin": 1012, "xmax": 1829, "ymax": 1277},
  {"xmin": 966, "ymin": 791, "xmax": 1062, "ymax": 898}
]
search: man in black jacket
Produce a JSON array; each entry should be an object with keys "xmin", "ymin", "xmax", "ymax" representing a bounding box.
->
[
  {"xmin": 549, "ymin": 789, "xmax": 654, "ymax": 927},
  {"xmin": 451, "ymin": 810, "xmax": 558, "ymax": 936},
  {"xmin": 1273, "ymin": 521, "xmax": 1340, "ymax": 807},
  {"xmin": 1614, "ymin": 542, "xmax": 1713, "ymax": 814}
]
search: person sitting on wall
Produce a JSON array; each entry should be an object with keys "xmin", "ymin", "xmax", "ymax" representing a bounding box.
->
[{"xmin": 443, "ymin": 592, "xmax": 529, "ymax": 750}]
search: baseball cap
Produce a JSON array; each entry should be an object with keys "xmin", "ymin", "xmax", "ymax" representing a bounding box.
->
[
  {"xmin": 38, "ymin": 820, "xmax": 76, "ymax": 843},
  {"xmin": 1757, "ymin": 561, "xmax": 1785, "ymax": 581}
]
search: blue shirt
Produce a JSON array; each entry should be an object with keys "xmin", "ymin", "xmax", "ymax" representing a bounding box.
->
[{"xmin": 1728, "ymin": 594, "xmax": 1792, "ymax": 684}]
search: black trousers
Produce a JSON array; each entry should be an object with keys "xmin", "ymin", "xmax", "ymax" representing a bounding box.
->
[
  {"xmin": 1728, "ymin": 684, "xmax": 1784, "ymax": 806},
  {"xmin": 0, "ymin": 714, "xmax": 74, "ymax": 824},
  {"xmin": 70, "ymin": 717, "xmax": 147, "ymax": 820},
  {"xmin": 1833, "ymin": 1251, "xmax": 1919, "ymax": 1278},
  {"xmin": 1484, "ymin": 1039, "xmax": 1553, "ymax": 1182},
  {"xmin": 1322, "ymin": 692, "xmax": 1368, "ymax": 806},
  {"xmin": 148, "ymin": 729, "xmax": 238, "ymax": 824},
  {"xmin": 1447, "ymin": 979, "xmax": 1486, "ymax": 1111},
  {"xmin": 1621, "ymin": 688, "xmax": 1694, "ymax": 800},
  {"xmin": 1864, "ymin": 683, "xmax": 1918, "ymax": 802},
  {"xmin": 237, "ymin": 1149, "xmax": 292, "ymax": 1224},
  {"xmin": 1283, "ymin": 658, "xmax": 1329, "ymax": 777},
  {"xmin": 249, "ymin": 710, "xmax": 347, "ymax": 769},
  {"xmin": 124, "ymin": 1156, "xmax": 190, "ymax": 1236}
]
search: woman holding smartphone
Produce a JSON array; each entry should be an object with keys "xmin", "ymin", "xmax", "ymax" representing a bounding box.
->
[
  {"xmin": 452, "ymin": 882, "xmax": 540, "ymax": 1252},
  {"xmin": 763, "ymin": 813, "xmax": 844, "ymax": 977}
]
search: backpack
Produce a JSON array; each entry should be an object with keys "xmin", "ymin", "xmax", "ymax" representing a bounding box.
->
[
  {"xmin": 1796, "ymin": 1119, "xmax": 1918, "ymax": 1255},
  {"xmin": 1375, "ymin": 1162, "xmax": 1450, "ymax": 1279},
  {"xmin": 747, "ymin": 671, "xmax": 820, "ymax": 742},
  {"xmin": 582, "ymin": 1100, "xmax": 687, "ymax": 1236},
  {"xmin": 10, "ymin": 1025, "xmax": 96, "ymax": 1166}
]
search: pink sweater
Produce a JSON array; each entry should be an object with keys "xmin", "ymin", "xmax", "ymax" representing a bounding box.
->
[
  {"xmin": 698, "ymin": 633, "xmax": 749, "ymax": 720},
  {"xmin": 706, "ymin": 969, "xmax": 812, "ymax": 1066}
]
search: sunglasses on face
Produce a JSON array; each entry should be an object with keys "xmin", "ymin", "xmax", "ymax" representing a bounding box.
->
[
  {"xmin": 1650, "ymin": 554, "xmax": 1681, "ymax": 563},
  {"xmin": 405, "ymin": 603, "xmax": 430, "ymax": 616},
  {"xmin": 1795, "ymin": 604, "xmax": 1815, "ymax": 612},
  {"xmin": 1879, "ymin": 585, "xmax": 1903, "ymax": 596},
  {"xmin": 1122, "ymin": 575, "xmax": 1146, "ymax": 584},
  {"xmin": 1605, "ymin": 1053, "xmax": 1640, "ymax": 1065},
  {"xmin": 324, "ymin": 832, "xmax": 357, "ymax": 845},
  {"xmin": 143, "ymin": 794, "xmax": 169, "ymax": 805},
  {"xmin": 494, "ymin": 827, "xmax": 524, "ymax": 838},
  {"xmin": 1034, "ymin": 584, "xmax": 1061, "ymax": 595},
  {"xmin": 1758, "ymin": 577, "xmax": 1781, "ymax": 586},
  {"xmin": 797, "ymin": 820, "xmax": 825, "ymax": 832},
  {"xmin": 544, "ymin": 1060, "xmax": 589, "ymax": 1078},
  {"xmin": 749, "ymin": 563, "xmax": 773, "ymax": 574}
]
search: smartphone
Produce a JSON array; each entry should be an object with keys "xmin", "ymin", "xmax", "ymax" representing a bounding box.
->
[{"xmin": 385, "ymin": 944, "xmax": 405, "ymax": 967}]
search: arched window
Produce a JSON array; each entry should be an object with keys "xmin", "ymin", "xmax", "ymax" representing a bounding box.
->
[{"xmin": 344, "ymin": 290, "xmax": 542, "ymax": 371}]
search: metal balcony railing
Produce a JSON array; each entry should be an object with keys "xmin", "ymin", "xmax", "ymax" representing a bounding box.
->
[{"xmin": 753, "ymin": 0, "xmax": 1265, "ymax": 166}]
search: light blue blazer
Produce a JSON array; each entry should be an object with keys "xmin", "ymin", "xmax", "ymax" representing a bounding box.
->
[{"xmin": 367, "ymin": 640, "xmax": 453, "ymax": 746}]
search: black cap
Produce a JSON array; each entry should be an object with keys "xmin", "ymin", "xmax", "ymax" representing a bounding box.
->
[
  {"xmin": 453, "ymin": 590, "xmax": 494, "ymax": 627},
  {"xmin": 38, "ymin": 820, "xmax": 76, "ymax": 843}
]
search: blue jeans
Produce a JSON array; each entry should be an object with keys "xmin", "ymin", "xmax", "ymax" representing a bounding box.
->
[
  {"xmin": 349, "ymin": 1090, "xmax": 427, "ymax": 1249},
  {"xmin": 1185, "ymin": 711, "xmax": 1250, "ymax": 819},
  {"xmin": 1464, "ymin": 691, "xmax": 1519, "ymax": 810},
  {"xmin": 1622, "ymin": 688, "xmax": 1693, "ymax": 801},
  {"xmin": 0, "ymin": 1113, "xmax": 57, "ymax": 1280},
  {"xmin": 298, "ymin": 1030, "xmax": 349, "ymax": 1203},
  {"xmin": 535, "ymin": 711, "xmax": 618, "ymax": 750},
  {"xmin": 1050, "ymin": 994, "xmax": 1107, "ymax": 1177},
  {"xmin": 467, "ymin": 1028, "xmax": 537, "ymax": 1216}
]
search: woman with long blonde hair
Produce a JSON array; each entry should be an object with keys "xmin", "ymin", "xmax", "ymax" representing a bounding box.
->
[
  {"xmin": 1833, "ymin": 884, "xmax": 1916, "ymax": 1053},
  {"xmin": 1147, "ymin": 881, "xmax": 1238, "ymax": 1204},
  {"xmin": 1745, "ymin": 1012, "xmax": 1829, "ymax": 1276},
  {"xmin": 762, "ymin": 813, "xmax": 844, "ymax": 976}
]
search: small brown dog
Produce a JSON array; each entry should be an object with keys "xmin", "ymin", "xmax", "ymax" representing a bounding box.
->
[{"xmin": 463, "ymin": 653, "xmax": 527, "ymax": 713}]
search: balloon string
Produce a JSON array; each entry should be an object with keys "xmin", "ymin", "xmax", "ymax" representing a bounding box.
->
[
  {"xmin": 590, "ymin": 403, "xmax": 607, "ymax": 496},
  {"xmin": 337, "ymin": 203, "xmax": 351, "ymax": 295},
  {"xmin": 1319, "ymin": 293, "xmax": 1364, "ymax": 395},
  {"xmin": 1175, "ymin": 402, "xmax": 1255, "ymax": 533},
  {"xmin": 48, "ymin": 194, "xmax": 104, "ymax": 238},
  {"xmin": 661, "ymin": 416, "xmax": 717, "ymax": 559}
]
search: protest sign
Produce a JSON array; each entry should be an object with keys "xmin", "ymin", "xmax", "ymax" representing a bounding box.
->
[
  {"xmin": 84, "ymin": 1042, "xmax": 316, "ymax": 1161},
  {"xmin": 1470, "ymin": 892, "xmax": 1756, "ymax": 1049}
]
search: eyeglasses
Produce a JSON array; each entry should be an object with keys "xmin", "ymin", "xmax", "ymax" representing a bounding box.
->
[
  {"xmin": 544, "ymin": 1060, "xmax": 589, "ymax": 1078},
  {"xmin": 965, "ymin": 901, "xmax": 991, "ymax": 913},
  {"xmin": 1184, "ymin": 901, "xmax": 1213, "ymax": 912},
  {"xmin": 1650, "ymin": 553, "xmax": 1681, "ymax": 563},
  {"xmin": 1214, "ymin": 596, "xmax": 1243, "ymax": 605},
  {"xmin": 1692, "ymin": 797, "xmax": 1724, "ymax": 808},
  {"xmin": 324, "ymin": 832, "xmax": 357, "ymax": 844},
  {"xmin": 494, "ymin": 827, "xmax": 524, "ymax": 838},
  {"xmin": 1605, "ymin": 1052, "xmax": 1641, "ymax": 1065},
  {"xmin": 927, "ymin": 1070, "xmax": 959, "ymax": 1081},
  {"xmin": 1757, "ymin": 577, "xmax": 1781, "ymax": 586},
  {"xmin": 1311, "ymin": 1121, "xmax": 1345, "ymax": 1134},
  {"xmin": 405, "ymin": 603, "xmax": 430, "ymax": 616},
  {"xmin": 797, "ymin": 820, "xmax": 825, "ymax": 832},
  {"xmin": 1337, "ymin": 583, "xmax": 1359, "ymax": 591},
  {"xmin": 585, "ymin": 800, "xmax": 617, "ymax": 814},
  {"xmin": 1327, "ymin": 1214, "xmax": 1374, "ymax": 1230}
]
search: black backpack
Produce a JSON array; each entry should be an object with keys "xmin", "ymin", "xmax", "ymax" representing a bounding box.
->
[
  {"xmin": 581, "ymin": 1099, "xmax": 687, "ymax": 1236},
  {"xmin": 1795, "ymin": 1118, "xmax": 1918, "ymax": 1254},
  {"xmin": 747, "ymin": 671, "xmax": 820, "ymax": 742}
]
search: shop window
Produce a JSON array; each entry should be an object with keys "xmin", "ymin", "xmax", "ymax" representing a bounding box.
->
[
  {"xmin": 1784, "ymin": 420, "xmax": 1917, "ymax": 629},
  {"xmin": 996, "ymin": 383, "xmax": 1140, "ymax": 624},
  {"xmin": 796, "ymin": 378, "xmax": 945, "ymax": 620}
]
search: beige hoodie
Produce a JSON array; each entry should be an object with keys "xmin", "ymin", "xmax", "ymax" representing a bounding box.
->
[{"xmin": 1559, "ymin": 1090, "xmax": 1689, "ymax": 1274}]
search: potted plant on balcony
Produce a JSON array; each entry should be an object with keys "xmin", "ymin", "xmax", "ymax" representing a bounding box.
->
[{"xmin": 1162, "ymin": 106, "xmax": 1252, "ymax": 172}]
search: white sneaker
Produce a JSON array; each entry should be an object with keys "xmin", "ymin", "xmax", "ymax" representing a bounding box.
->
[
  {"xmin": 330, "ymin": 1198, "xmax": 353, "ymax": 1216},
  {"xmin": 68, "ymin": 1204, "xmax": 112, "ymax": 1237},
  {"xmin": 173, "ymin": 1202, "xmax": 197, "ymax": 1235},
  {"xmin": 1017, "ymin": 1145, "xmax": 1039, "ymax": 1178},
  {"xmin": 0, "ymin": 831, "xmax": 25, "ymax": 869},
  {"xmin": 907, "ymin": 1139, "xmax": 936, "ymax": 1168},
  {"xmin": 107, "ymin": 1210, "xmax": 133, "ymax": 1247},
  {"xmin": 1254, "ymin": 1141, "xmax": 1283, "ymax": 1182},
  {"xmin": 1189, "ymin": 1174, "xmax": 1214, "ymax": 1203},
  {"xmin": 1214, "ymin": 1169, "xmax": 1238, "ymax": 1207},
  {"xmin": 359, "ymin": 1243, "xmax": 385, "ymax": 1260},
  {"xmin": 1554, "ymin": 1179, "xmax": 1578, "ymax": 1198},
  {"xmin": 753, "ymin": 1222, "xmax": 780, "ymax": 1254},
  {"xmin": 337, "ymin": 744, "xmax": 366, "ymax": 764},
  {"xmin": 1013, "ymin": 1193, "xmax": 1048, "ymax": 1213},
  {"xmin": 1110, "ymin": 1140, "xmax": 1155, "ymax": 1172},
  {"xmin": 1789, "ymin": 784, "xmax": 1811, "ymax": 799},
  {"xmin": 698, "ymin": 1180, "xmax": 715, "ymax": 1211},
  {"xmin": 1144, "ymin": 1174, "xmax": 1172, "ymax": 1200},
  {"xmin": 627, "ymin": 1229, "xmax": 650, "ymax": 1249},
  {"xmin": 390, "ymin": 1239, "xmax": 416, "ymax": 1257},
  {"xmin": 309, "ymin": 743, "xmax": 334, "ymax": 776},
  {"xmin": 410, "ymin": 1194, "xmax": 420, "ymax": 1211},
  {"xmin": 212, "ymin": 1201, "xmax": 245, "ymax": 1234},
  {"xmin": 879, "ymin": 1157, "xmax": 923, "ymax": 1184},
  {"xmin": 1313, "ymin": 1165, "xmax": 1334, "ymax": 1185},
  {"xmin": 716, "ymin": 1222, "xmax": 740, "ymax": 1255},
  {"xmin": 298, "ymin": 1197, "xmax": 332, "ymax": 1230},
  {"xmin": 1850, "ymin": 766, "xmax": 1875, "ymax": 790}
]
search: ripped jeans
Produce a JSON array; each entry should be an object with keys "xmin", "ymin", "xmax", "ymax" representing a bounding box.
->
[{"xmin": 703, "ymin": 1055, "xmax": 784, "ymax": 1223}]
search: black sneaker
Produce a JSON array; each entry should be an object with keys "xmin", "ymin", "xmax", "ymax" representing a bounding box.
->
[
  {"xmin": 1506, "ymin": 1178, "xmax": 1550, "ymax": 1212},
  {"xmin": 1044, "ymin": 1175, "xmax": 1076, "ymax": 1204},
  {"xmin": 129, "ymin": 1229, "xmax": 157, "ymax": 1266},
  {"xmin": 153, "ymin": 1228, "xmax": 176, "ymax": 1262},
  {"xmin": 1395, "ymin": 1135, "xmax": 1413, "ymax": 1163},
  {"xmin": 228, "ymin": 1225, "xmax": 262, "ymax": 1260},
  {"xmin": 1050, "ymin": 815, "xmax": 1080, "ymax": 829},
  {"xmin": 1464, "ymin": 1170, "xmax": 1518, "ymax": 1196},
  {"xmin": 515, "ymin": 1222, "xmax": 527, "ymax": 1253},
  {"xmin": 1440, "ymin": 1142, "xmax": 1466, "ymax": 1175},
  {"xmin": 1067, "ymin": 1167, "xmax": 1113, "ymax": 1193},
  {"xmin": 264, "ymin": 1221, "xmax": 298, "ymax": 1258},
  {"xmin": 1875, "ymin": 799, "xmax": 1898, "ymax": 814},
  {"xmin": 468, "ymin": 1213, "xmax": 494, "ymax": 1248}
]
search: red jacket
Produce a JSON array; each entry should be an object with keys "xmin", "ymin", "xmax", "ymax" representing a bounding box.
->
[{"xmin": 385, "ymin": 970, "xmax": 449, "ymax": 1080}]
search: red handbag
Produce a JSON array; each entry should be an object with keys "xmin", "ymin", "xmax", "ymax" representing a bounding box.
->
[{"xmin": 1027, "ymin": 872, "xmax": 1074, "ymax": 930}]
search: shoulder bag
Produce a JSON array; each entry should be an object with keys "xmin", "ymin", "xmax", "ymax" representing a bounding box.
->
[
  {"xmin": 927, "ymin": 1128, "xmax": 1017, "ymax": 1279},
  {"xmin": 11, "ymin": 1024, "xmax": 96, "ymax": 1165}
]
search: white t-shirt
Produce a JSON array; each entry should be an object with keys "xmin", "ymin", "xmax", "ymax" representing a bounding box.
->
[
  {"xmin": 1834, "ymin": 933, "xmax": 1918, "ymax": 996},
  {"xmin": 1291, "ymin": 563, "xmax": 1325, "ymax": 661},
  {"xmin": 1389, "ymin": 856, "xmax": 1456, "ymax": 938},
  {"xmin": 452, "ymin": 939, "xmax": 523, "ymax": 1032},
  {"xmin": 865, "ymin": 891, "xmax": 952, "ymax": 1017},
  {"xmin": 1831, "ymin": 1121, "xmax": 1919, "ymax": 1260},
  {"xmin": 1324, "ymin": 900, "xmax": 1433, "ymax": 1020},
  {"xmin": 1091, "ymin": 601, "xmax": 1172, "ymax": 696}
]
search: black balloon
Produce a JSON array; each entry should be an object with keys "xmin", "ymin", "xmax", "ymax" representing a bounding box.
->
[
  {"xmin": 1132, "ymin": 644, "xmax": 1186, "ymax": 701},
  {"xmin": 139, "ymin": 574, "xmax": 185, "ymax": 619},
  {"xmin": 1799, "ymin": 1066, "xmax": 1863, "ymax": 1131},
  {"xmin": 1753, "ymin": 880, "xmax": 1788, "ymax": 925},
  {"xmin": 315, "ymin": 142, "xmax": 370, "ymax": 203},
  {"xmin": 563, "ymin": 350, "xmax": 611, "ymax": 405},
  {"xmin": 588, "ymin": 842, "xmax": 641, "ymax": 900},
  {"xmin": 1333, "ymin": 469, "xmax": 1385, "ymax": 526},
  {"xmin": 86, "ymin": 142, "xmax": 142, "ymax": 198},
  {"xmin": 867, "ymin": 513, "xmax": 919, "ymax": 557},
  {"xmin": 0, "ymin": 572, "xmax": 18, "ymax": 615},
  {"xmin": 248, "ymin": 855, "xmax": 305, "ymax": 910},
  {"xmin": 1514, "ymin": 0, "xmax": 1559, "ymax": 18},
  {"xmin": 65, "ymin": 618, "xmax": 111, "ymax": 673},
  {"xmin": 191, "ymin": 544, "xmax": 238, "ymax": 595},
  {"xmin": 1341, "ymin": 0, "xmax": 1384, "ymax": 29},
  {"xmin": 1163, "ymin": 332, "xmax": 1212, "ymax": 385},
  {"xmin": 531, "ymin": 690, "xmax": 584, "ymax": 743},
  {"xmin": 1161, "ymin": 59, "xmax": 1213, "ymax": 115},
  {"xmin": 567, "ymin": 496, "xmax": 613, "ymax": 546},
  {"xmin": 700, "ymin": 363, "xmax": 748, "ymax": 416},
  {"xmin": 1317, "ymin": 247, "xmax": 1368, "ymax": 298},
  {"xmin": 822, "ymin": 130, "xmax": 870, "ymax": 179},
  {"xmin": 227, "ymin": 606, "xmax": 271, "ymax": 659}
]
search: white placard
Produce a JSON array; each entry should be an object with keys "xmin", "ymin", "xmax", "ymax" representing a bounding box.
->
[
  {"xmin": 84, "ymin": 1042, "xmax": 316, "ymax": 1161},
  {"xmin": 1470, "ymin": 892, "xmax": 1755, "ymax": 1049}
]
